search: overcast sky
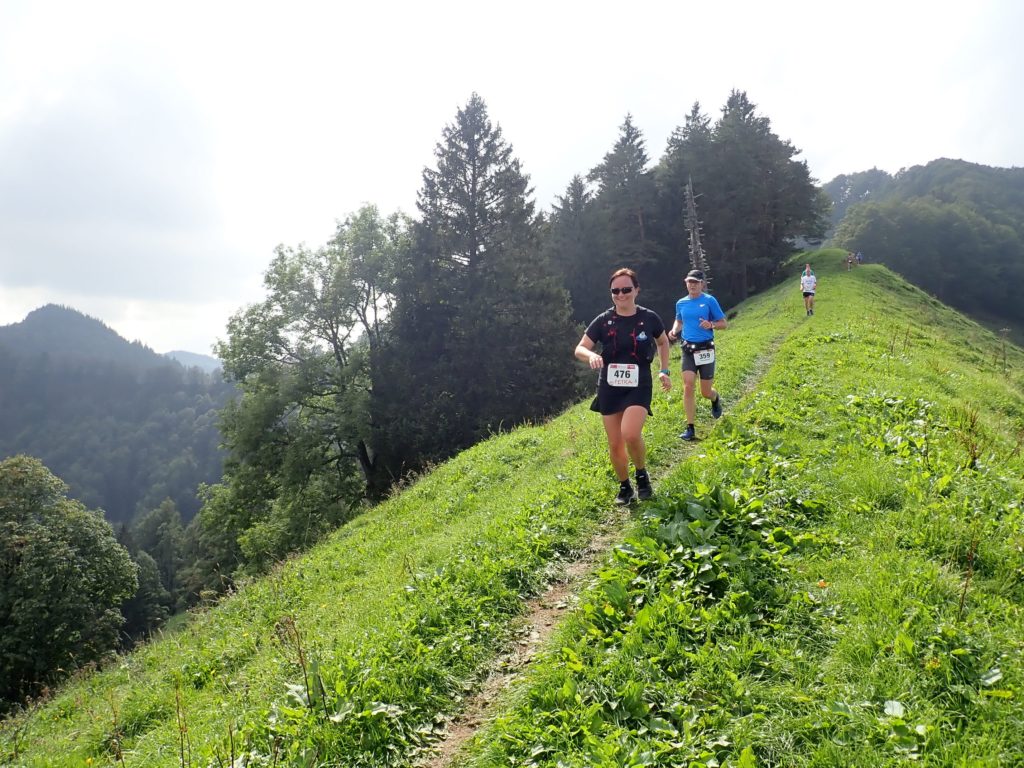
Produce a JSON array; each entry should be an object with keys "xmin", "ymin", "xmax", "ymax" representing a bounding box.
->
[{"xmin": 2, "ymin": 0, "xmax": 1022, "ymax": 355}]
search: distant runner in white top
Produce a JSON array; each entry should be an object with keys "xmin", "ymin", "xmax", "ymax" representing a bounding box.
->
[{"xmin": 800, "ymin": 264, "xmax": 817, "ymax": 316}]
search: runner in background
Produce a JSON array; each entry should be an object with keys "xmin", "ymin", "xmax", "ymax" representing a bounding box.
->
[{"xmin": 800, "ymin": 263, "xmax": 817, "ymax": 316}]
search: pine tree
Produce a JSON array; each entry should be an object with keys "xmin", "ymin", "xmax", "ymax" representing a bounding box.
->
[
  {"xmin": 656, "ymin": 93, "xmax": 825, "ymax": 307},
  {"xmin": 706, "ymin": 91, "xmax": 823, "ymax": 298},
  {"xmin": 587, "ymin": 115, "xmax": 672, "ymax": 312},
  {"xmin": 587, "ymin": 115, "xmax": 659, "ymax": 260},
  {"xmin": 655, "ymin": 102, "xmax": 714, "ymax": 281},
  {"xmin": 375, "ymin": 94, "xmax": 577, "ymax": 474},
  {"xmin": 545, "ymin": 174, "xmax": 604, "ymax": 324}
]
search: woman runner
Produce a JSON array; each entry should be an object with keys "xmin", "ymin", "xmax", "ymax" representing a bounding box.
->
[{"xmin": 575, "ymin": 268, "xmax": 672, "ymax": 504}]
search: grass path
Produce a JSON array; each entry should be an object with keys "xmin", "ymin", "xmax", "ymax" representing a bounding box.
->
[{"xmin": 418, "ymin": 320, "xmax": 803, "ymax": 767}]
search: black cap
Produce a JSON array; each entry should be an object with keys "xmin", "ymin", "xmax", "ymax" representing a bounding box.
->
[{"xmin": 685, "ymin": 269, "xmax": 705, "ymax": 281}]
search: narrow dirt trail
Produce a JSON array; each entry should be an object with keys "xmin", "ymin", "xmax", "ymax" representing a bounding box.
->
[{"xmin": 418, "ymin": 327, "xmax": 795, "ymax": 768}]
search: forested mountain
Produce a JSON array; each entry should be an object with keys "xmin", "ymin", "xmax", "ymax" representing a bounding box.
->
[
  {"xmin": 0, "ymin": 304, "xmax": 234, "ymax": 523},
  {"xmin": 826, "ymin": 159, "xmax": 1024, "ymax": 337},
  {"xmin": 0, "ymin": 304, "xmax": 169, "ymax": 368},
  {"xmin": 821, "ymin": 166, "xmax": 893, "ymax": 230}
]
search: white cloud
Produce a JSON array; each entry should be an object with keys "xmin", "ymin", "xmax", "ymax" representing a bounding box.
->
[{"xmin": 1, "ymin": 0, "xmax": 1022, "ymax": 352}]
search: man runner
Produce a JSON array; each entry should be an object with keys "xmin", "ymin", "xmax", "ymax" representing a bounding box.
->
[{"xmin": 667, "ymin": 269, "xmax": 728, "ymax": 441}]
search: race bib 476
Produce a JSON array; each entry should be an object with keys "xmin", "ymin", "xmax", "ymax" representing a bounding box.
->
[{"xmin": 607, "ymin": 363, "xmax": 639, "ymax": 387}]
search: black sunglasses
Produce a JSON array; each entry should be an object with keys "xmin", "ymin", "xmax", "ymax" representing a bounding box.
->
[{"xmin": 610, "ymin": 286, "xmax": 634, "ymax": 295}]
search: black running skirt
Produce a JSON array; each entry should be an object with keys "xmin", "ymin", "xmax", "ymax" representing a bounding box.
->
[{"xmin": 590, "ymin": 384, "xmax": 654, "ymax": 416}]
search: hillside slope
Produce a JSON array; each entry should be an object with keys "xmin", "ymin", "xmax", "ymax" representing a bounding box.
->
[
  {"xmin": 2, "ymin": 252, "xmax": 1022, "ymax": 766},
  {"xmin": 827, "ymin": 160, "xmax": 1024, "ymax": 343},
  {"xmin": 460, "ymin": 255, "xmax": 1024, "ymax": 766}
]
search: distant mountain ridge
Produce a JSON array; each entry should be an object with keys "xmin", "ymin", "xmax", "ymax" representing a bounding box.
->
[
  {"xmin": 165, "ymin": 350, "xmax": 222, "ymax": 373},
  {"xmin": 0, "ymin": 304, "xmax": 169, "ymax": 369},
  {"xmin": 824, "ymin": 158, "xmax": 1024, "ymax": 233},
  {"xmin": 824, "ymin": 159, "xmax": 1024, "ymax": 340}
]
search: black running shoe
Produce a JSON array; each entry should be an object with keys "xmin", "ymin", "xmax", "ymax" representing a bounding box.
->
[
  {"xmin": 614, "ymin": 481, "xmax": 636, "ymax": 505},
  {"xmin": 635, "ymin": 469, "xmax": 653, "ymax": 500},
  {"xmin": 680, "ymin": 425, "xmax": 696, "ymax": 441},
  {"xmin": 711, "ymin": 395, "xmax": 723, "ymax": 419}
]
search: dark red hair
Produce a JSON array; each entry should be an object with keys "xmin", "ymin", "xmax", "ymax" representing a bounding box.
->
[{"xmin": 608, "ymin": 267, "xmax": 638, "ymax": 288}]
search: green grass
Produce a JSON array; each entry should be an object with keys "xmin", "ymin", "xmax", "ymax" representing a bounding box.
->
[{"xmin": 3, "ymin": 249, "xmax": 1022, "ymax": 767}]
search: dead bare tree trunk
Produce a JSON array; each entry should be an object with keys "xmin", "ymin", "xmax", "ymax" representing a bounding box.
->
[{"xmin": 684, "ymin": 177, "xmax": 712, "ymax": 289}]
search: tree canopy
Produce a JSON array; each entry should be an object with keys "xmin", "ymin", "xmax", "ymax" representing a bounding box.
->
[
  {"xmin": 553, "ymin": 92, "xmax": 826, "ymax": 322},
  {"xmin": 0, "ymin": 455, "xmax": 137, "ymax": 709},
  {"xmin": 373, "ymin": 93, "xmax": 578, "ymax": 475},
  {"xmin": 831, "ymin": 159, "xmax": 1024, "ymax": 335},
  {"xmin": 198, "ymin": 205, "xmax": 409, "ymax": 575}
]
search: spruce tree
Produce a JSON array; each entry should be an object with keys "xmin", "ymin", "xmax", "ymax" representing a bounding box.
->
[
  {"xmin": 375, "ymin": 94, "xmax": 577, "ymax": 474},
  {"xmin": 545, "ymin": 174, "xmax": 604, "ymax": 325},
  {"xmin": 655, "ymin": 102, "xmax": 714, "ymax": 283},
  {"xmin": 656, "ymin": 92, "xmax": 825, "ymax": 306},
  {"xmin": 587, "ymin": 115, "xmax": 672, "ymax": 313}
]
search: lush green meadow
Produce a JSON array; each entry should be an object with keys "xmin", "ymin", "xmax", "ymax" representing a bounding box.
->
[{"xmin": 3, "ymin": 251, "xmax": 1022, "ymax": 767}]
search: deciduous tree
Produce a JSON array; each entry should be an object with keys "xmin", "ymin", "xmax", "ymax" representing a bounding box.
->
[
  {"xmin": 0, "ymin": 456, "xmax": 136, "ymax": 708},
  {"xmin": 198, "ymin": 205, "xmax": 408, "ymax": 577}
]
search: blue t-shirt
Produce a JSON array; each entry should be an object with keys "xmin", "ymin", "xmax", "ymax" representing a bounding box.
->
[{"xmin": 675, "ymin": 293, "xmax": 726, "ymax": 343}]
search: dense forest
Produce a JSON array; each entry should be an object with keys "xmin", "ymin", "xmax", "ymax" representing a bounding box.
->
[
  {"xmin": 0, "ymin": 308, "xmax": 234, "ymax": 705},
  {"xmin": 824, "ymin": 159, "xmax": 1024, "ymax": 339},
  {"xmin": 0, "ymin": 304, "xmax": 233, "ymax": 523}
]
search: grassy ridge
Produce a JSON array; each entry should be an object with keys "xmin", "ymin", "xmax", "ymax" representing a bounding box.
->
[
  {"xmin": 460, "ymin": 253, "xmax": 1024, "ymax": 766},
  {"xmin": 0, "ymin": 266, "xmax": 793, "ymax": 766},
  {"xmin": 4, "ymin": 250, "xmax": 1022, "ymax": 766}
]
